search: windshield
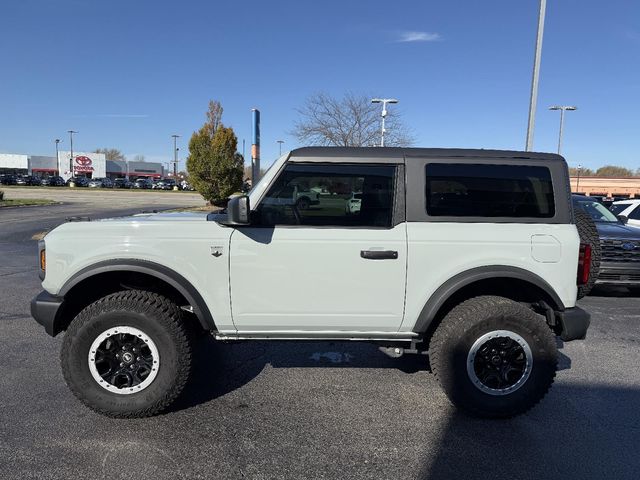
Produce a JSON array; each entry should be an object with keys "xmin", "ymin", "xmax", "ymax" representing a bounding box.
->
[
  {"xmin": 609, "ymin": 203, "xmax": 631, "ymax": 215},
  {"xmin": 247, "ymin": 152, "xmax": 289, "ymax": 207},
  {"xmin": 574, "ymin": 199, "xmax": 619, "ymax": 223}
]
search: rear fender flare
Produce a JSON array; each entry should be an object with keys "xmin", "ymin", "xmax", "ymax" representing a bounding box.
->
[{"xmin": 413, "ymin": 265, "xmax": 565, "ymax": 333}]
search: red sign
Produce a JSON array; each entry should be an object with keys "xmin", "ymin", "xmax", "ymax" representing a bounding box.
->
[{"xmin": 74, "ymin": 156, "xmax": 94, "ymax": 172}]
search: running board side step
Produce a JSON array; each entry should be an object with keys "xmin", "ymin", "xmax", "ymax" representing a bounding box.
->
[{"xmin": 214, "ymin": 332, "xmax": 419, "ymax": 342}]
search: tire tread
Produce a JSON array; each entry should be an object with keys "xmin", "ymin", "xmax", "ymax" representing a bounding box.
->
[{"xmin": 61, "ymin": 290, "xmax": 192, "ymax": 418}]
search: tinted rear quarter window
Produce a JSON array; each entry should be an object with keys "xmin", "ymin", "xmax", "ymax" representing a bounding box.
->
[{"xmin": 425, "ymin": 163, "xmax": 555, "ymax": 218}]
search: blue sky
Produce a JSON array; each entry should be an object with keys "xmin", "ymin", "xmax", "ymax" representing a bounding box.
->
[{"xmin": 0, "ymin": 0, "xmax": 638, "ymax": 171}]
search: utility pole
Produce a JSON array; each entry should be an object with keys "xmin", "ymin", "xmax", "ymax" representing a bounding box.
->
[
  {"xmin": 549, "ymin": 105, "xmax": 577, "ymax": 155},
  {"xmin": 68, "ymin": 130, "xmax": 78, "ymax": 177},
  {"xmin": 525, "ymin": 0, "xmax": 547, "ymax": 151},
  {"xmin": 371, "ymin": 98, "xmax": 398, "ymax": 147},
  {"xmin": 171, "ymin": 134, "xmax": 180, "ymax": 177},
  {"xmin": 277, "ymin": 140, "xmax": 284, "ymax": 156}
]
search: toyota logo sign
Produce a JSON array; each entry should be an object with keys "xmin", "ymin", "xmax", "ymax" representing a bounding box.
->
[{"xmin": 74, "ymin": 156, "xmax": 94, "ymax": 172}]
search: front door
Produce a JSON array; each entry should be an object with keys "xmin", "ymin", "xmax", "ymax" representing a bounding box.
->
[{"xmin": 229, "ymin": 162, "xmax": 407, "ymax": 334}]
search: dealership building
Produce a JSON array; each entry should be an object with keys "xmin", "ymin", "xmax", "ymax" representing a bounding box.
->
[{"xmin": 0, "ymin": 151, "xmax": 165, "ymax": 181}]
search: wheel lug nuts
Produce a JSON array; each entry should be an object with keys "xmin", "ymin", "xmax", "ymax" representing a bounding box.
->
[
  {"xmin": 120, "ymin": 362, "xmax": 124, "ymax": 367},
  {"xmin": 130, "ymin": 365, "xmax": 135, "ymax": 369},
  {"xmin": 137, "ymin": 357, "xmax": 141, "ymax": 361}
]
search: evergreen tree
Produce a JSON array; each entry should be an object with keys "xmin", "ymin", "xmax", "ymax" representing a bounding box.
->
[{"xmin": 186, "ymin": 101, "xmax": 243, "ymax": 205}]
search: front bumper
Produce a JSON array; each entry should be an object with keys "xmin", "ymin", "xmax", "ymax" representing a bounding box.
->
[
  {"xmin": 596, "ymin": 262, "xmax": 640, "ymax": 286},
  {"xmin": 555, "ymin": 306, "xmax": 590, "ymax": 341},
  {"xmin": 31, "ymin": 291, "xmax": 63, "ymax": 337}
]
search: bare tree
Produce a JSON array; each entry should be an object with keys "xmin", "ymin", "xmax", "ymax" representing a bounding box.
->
[
  {"xmin": 206, "ymin": 100, "xmax": 224, "ymax": 138},
  {"xmin": 95, "ymin": 148, "xmax": 125, "ymax": 161},
  {"xmin": 132, "ymin": 154, "xmax": 145, "ymax": 162},
  {"xmin": 292, "ymin": 92, "xmax": 415, "ymax": 147}
]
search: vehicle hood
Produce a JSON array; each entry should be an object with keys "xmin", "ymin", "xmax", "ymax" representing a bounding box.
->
[
  {"xmin": 595, "ymin": 221, "xmax": 640, "ymax": 241},
  {"xmin": 96, "ymin": 212, "xmax": 210, "ymax": 223}
]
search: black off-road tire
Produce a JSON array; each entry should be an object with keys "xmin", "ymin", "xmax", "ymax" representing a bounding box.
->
[
  {"xmin": 429, "ymin": 296, "xmax": 558, "ymax": 418},
  {"xmin": 575, "ymin": 208, "xmax": 601, "ymax": 299},
  {"xmin": 61, "ymin": 290, "xmax": 193, "ymax": 418}
]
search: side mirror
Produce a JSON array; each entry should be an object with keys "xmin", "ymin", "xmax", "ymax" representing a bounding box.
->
[
  {"xmin": 617, "ymin": 214, "xmax": 629, "ymax": 224},
  {"xmin": 224, "ymin": 195, "xmax": 251, "ymax": 225}
]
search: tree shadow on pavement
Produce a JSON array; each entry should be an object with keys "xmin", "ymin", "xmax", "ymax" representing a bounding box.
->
[{"xmin": 417, "ymin": 383, "xmax": 640, "ymax": 480}]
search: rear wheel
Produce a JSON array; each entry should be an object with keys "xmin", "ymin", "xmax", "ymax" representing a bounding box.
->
[
  {"xmin": 429, "ymin": 296, "xmax": 557, "ymax": 418},
  {"xmin": 61, "ymin": 290, "xmax": 193, "ymax": 418}
]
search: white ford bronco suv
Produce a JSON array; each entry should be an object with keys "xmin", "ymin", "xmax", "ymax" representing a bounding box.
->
[{"xmin": 31, "ymin": 147, "xmax": 591, "ymax": 418}]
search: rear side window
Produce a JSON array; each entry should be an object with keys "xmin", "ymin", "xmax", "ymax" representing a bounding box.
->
[{"xmin": 425, "ymin": 163, "xmax": 555, "ymax": 218}]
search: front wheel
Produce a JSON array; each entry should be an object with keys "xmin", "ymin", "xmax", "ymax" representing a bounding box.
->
[
  {"xmin": 61, "ymin": 290, "xmax": 193, "ymax": 418},
  {"xmin": 429, "ymin": 295, "xmax": 557, "ymax": 418}
]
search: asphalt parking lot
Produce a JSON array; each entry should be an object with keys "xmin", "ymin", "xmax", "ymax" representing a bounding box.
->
[{"xmin": 1, "ymin": 191, "xmax": 639, "ymax": 479}]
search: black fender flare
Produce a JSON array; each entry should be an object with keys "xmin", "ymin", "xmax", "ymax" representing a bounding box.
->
[
  {"xmin": 413, "ymin": 265, "xmax": 566, "ymax": 333},
  {"xmin": 59, "ymin": 259, "xmax": 215, "ymax": 330}
]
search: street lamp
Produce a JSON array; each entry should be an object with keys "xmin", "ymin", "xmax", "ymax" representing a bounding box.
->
[
  {"xmin": 68, "ymin": 130, "xmax": 78, "ymax": 177},
  {"xmin": 525, "ymin": 0, "xmax": 547, "ymax": 151},
  {"xmin": 54, "ymin": 139, "xmax": 62, "ymax": 173},
  {"xmin": 277, "ymin": 140, "xmax": 285, "ymax": 156},
  {"xmin": 371, "ymin": 98, "xmax": 398, "ymax": 147},
  {"xmin": 549, "ymin": 105, "xmax": 577, "ymax": 155},
  {"xmin": 171, "ymin": 134, "xmax": 180, "ymax": 177}
]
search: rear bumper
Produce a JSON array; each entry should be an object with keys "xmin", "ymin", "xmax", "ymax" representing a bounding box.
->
[
  {"xmin": 30, "ymin": 290, "xmax": 63, "ymax": 337},
  {"xmin": 555, "ymin": 306, "xmax": 590, "ymax": 341}
]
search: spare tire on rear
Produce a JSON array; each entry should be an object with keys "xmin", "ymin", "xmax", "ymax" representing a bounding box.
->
[{"xmin": 574, "ymin": 208, "xmax": 601, "ymax": 299}]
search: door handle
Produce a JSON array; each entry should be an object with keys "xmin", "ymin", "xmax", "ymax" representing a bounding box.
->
[{"xmin": 360, "ymin": 250, "xmax": 398, "ymax": 260}]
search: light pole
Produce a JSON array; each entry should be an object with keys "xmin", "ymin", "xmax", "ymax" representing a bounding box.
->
[
  {"xmin": 525, "ymin": 0, "xmax": 547, "ymax": 151},
  {"xmin": 68, "ymin": 130, "xmax": 78, "ymax": 177},
  {"xmin": 54, "ymin": 139, "xmax": 62, "ymax": 174},
  {"xmin": 549, "ymin": 105, "xmax": 577, "ymax": 155},
  {"xmin": 576, "ymin": 163, "xmax": 582, "ymax": 193},
  {"xmin": 171, "ymin": 134, "xmax": 180, "ymax": 177},
  {"xmin": 371, "ymin": 98, "xmax": 398, "ymax": 147},
  {"xmin": 277, "ymin": 140, "xmax": 284, "ymax": 156}
]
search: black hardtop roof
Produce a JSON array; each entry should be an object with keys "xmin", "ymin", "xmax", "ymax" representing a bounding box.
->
[{"xmin": 290, "ymin": 146, "xmax": 564, "ymax": 162}]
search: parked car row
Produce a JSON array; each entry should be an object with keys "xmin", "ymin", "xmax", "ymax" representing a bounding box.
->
[
  {"xmin": 1, "ymin": 174, "xmax": 192, "ymax": 190},
  {"xmin": 573, "ymin": 194, "xmax": 640, "ymax": 294}
]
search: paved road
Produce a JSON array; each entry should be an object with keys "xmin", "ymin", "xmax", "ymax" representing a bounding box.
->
[
  {"xmin": 0, "ymin": 187, "xmax": 203, "ymax": 243},
  {"xmin": 0, "ymin": 198, "xmax": 639, "ymax": 479}
]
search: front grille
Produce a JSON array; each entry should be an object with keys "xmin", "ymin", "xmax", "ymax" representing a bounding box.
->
[{"xmin": 600, "ymin": 239, "xmax": 640, "ymax": 263}]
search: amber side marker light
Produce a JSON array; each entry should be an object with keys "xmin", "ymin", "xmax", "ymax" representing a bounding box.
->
[{"xmin": 40, "ymin": 249, "xmax": 46, "ymax": 272}]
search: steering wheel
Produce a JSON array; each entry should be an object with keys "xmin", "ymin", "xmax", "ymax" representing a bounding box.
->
[{"xmin": 290, "ymin": 204, "xmax": 302, "ymax": 224}]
